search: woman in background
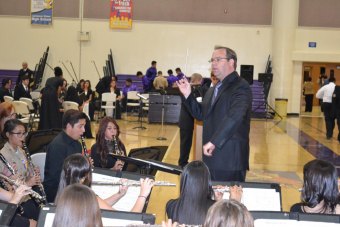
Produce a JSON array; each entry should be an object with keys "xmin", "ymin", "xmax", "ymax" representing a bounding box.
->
[
  {"xmin": 290, "ymin": 159, "xmax": 340, "ymax": 214},
  {"xmin": 91, "ymin": 117, "xmax": 126, "ymax": 171},
  {"xmin": 53, "ymin": 184, "xmax": 103, "ymax": 227},
  {"xmin": 105, "ymin": 79, "xmax": 122, "ymax": 119}
]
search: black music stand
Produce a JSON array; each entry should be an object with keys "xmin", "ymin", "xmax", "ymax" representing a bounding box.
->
[
  {"xmin": 133, "ymin": 94, "xmax": 147, "ymax": 130},
  {"xmin": 0, "ymin": 201, "xmax": 17, "ymax": 226},
  {"xmin": 110, "ymin": 154, "xmax": 182, "ymax": 175},
  {"xmin": 157, "ymin": 90, "xmax": 167, "ymax": 140}
]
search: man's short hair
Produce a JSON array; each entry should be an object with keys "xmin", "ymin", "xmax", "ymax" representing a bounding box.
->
[
  {"xmin": 329, "ymin": 76, "xmax": 336, "ymax": 83},
  {"xmin": 167, "ymin": 69, "xmax": 173, "ymax": 75},
  {"xmin": 175, "ymin": 68, "xmax": 181, "ymax": 72},
  {"xmin": 21, "ymin": 75, "xmax": 29, "ymax": 81},
  {"xmin": 2, "ymin": 78, "xmax": 11, "ymax": 87},
  {"xmin": 151, "ymin": 61, "xmax": 157, "ymax": 65},
  {"xmin": 136, "ymin": 71, "xmax": 143, "ymax": 77},
  {"xmin": 126, "ymin": 78, "xmax": 132, "ymax": 83},
  {"xmin": 62, "ymin": 109, "xmax": 87, "ymax": 129},
  {"xmin": 54, "ymin": 66, "xmax": 63, "ymax": 77},
  {"xmin": 214, "ymin": 46, "xmax": 238, "ymax": 70}
]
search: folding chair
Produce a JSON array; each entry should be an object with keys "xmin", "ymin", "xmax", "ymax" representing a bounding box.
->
[
  {"xmin": 3, "ymin": 96, "xmax": 13, "ymax": 103},
  {"xmin": 31, "ymin": 153, "xmax": 46, "ymax": 181},
  {"xmin": 101, "ymin": 92, "xmax": 116, "ymax": 119},
  {"xmin": 126, "ymin": 91, "xmax": 140, "ymax": 114},
  {"xmin": 12, "ymin": 100, "xmax": 39, "ymax": 131},
  {"xmin": 62, "ymin": 101, "xmax": 79, "ymax": 111}
]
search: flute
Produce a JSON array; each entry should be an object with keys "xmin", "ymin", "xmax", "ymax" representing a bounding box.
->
[
  {"xmin": 92, "ymin": 180, "xmax": 176, "ymax": 187},
  {"xmin": 0, "ymin": 173, "xmax": 44, "ymax": 201},
  {"xmin": 212, "ymin": 185, "xmax": 230, "ymax": 193}
]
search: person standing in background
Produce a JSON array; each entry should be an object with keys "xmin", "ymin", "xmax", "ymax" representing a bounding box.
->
[
  {"xmin": 303, "ymin": 76, "xmax": 314, "ymax": 112},
  {"xmin": 0, "ymin": 79, "xmax": 13, "ymax": 102},
  {"xmin": 175, "ymin": 68, "xmax": 185, "ymax": 81},
  {"xmin": 17, "ymin": 62, "xmax": 33, "ymax": 86},
  {"xmin": 316, "ymin": 76, "xmax": 336, "ymax": 139},
  {"xmin": 145, "ymin": 61, "xmax": 157, "ymax": 92},
  {"xmin": 153, "ymin": 71, "xmax": 168, "ymax": 90},
  {"xmin": 167, "ymin": 69, "xmax": 177, "ymax": 88}
]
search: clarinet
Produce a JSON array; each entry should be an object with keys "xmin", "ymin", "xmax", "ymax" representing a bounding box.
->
[
  {"xmin": 0, "ymin": 154, "xmax": 27, "ymax": 214},
  {"xmin": 113, "ymin": 136, "xmax": 123, "ymax": 156},
  {"xmin": 80, "ymin": 136, "xmax": 93, "ymax": 170},
  {"xmin": 80, "ymin": 135, "xmax": 90, "ymax": 158},
  {"xmin": 0, "ymin": 173, "xmax": 45, "ymax": 201},
  {"xmin": 22, "ymin": 142, "xmax": 47, "ymax": 206}
]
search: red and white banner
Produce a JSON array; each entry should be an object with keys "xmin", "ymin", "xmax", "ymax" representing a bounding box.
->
[{"xmin": 110, "ymin": 0, "xmax": 132, "ymax": 30}]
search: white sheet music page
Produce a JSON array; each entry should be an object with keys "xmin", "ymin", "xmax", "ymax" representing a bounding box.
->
[
  {"xmin": 44, "ymin": 213, "xmax": 55, "ymax": 227},
  {"xmin": 222, "ymin": 188, "xmax": 280, "ymax": 211},
  {"xmin": 102, "ymin": 218, "xmax": 143, "ymax": 226},
  {"xmin": 242, "ymin": 188, "xmax": 281, "ymax": 211},
  {"xmin": 91, "ymin": 173, "xmax": 140, "ymax": 211},
  {"xmin": 255, "ymin": 219, "xmax": 340, "ymax": 227}
]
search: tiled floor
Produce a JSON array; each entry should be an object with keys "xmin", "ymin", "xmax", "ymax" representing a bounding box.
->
[{"xmin": 86, "ymin": 110, "xmax": 339, "ymax": 224}]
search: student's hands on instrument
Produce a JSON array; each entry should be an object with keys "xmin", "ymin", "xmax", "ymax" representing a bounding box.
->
[
  {"xmin": 229, "ymin": 185, "xmax": 243, "ymax": 202},
  {"xmin": 139, "ymin": 178, "xmax": 154, "ymax": 197},
  {"xmin": 112, "ymin": 159, "xmax": 124, "ymax": 171},
  {"xmin": 26, "ymin": 175, "xmax": 41, "ymax": 187},
  {"xmin": 118, "ymin": 179, "xmax": 128, "ymax": 196},
  {"xmin": 9, "ymin": 184, "xmax": 31, "ymax": 204}
]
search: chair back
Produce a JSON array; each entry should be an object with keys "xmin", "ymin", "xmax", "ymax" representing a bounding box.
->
[
  {"xmin": 12, "ymin": 101, "xmax": 30, "ymax": 115},
  {"xmin": 3, "ymin": 96, "xmax": 13, "ymax": 103},
  {"xmin": 31, "ymin": 153, "xmax": 46, "ymax": 181},
  {"xmin": 62, "ymin": 101, "xmax": 79, "ymax": 111},
  {"xmin": 30, "ymin": 91, "xmax": 41, "ymax": 100},
  {"xmin": 127, "ymin": 91, "xmax": 139, "ymax": 101},
  {"xmin": 101, "ymin": 92, "xmax": 116, "ymax": 102},
  {"xmin": 19, "ymin": 97, "xmax": 35, "ymax": 111}
]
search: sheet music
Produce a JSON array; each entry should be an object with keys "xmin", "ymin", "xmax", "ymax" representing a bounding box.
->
[
  {"xmin": 91, "ymin": 173, "xmax": 140, "ymax": 211},
  {"xmin": 222, "ymin": 188, "xmax": 281, "ymax": 211},
  {"xmin": 255, "ymin": 219, "xmax": 340, "ymax": 227},
  {"xmin": 102, "ymin": 217, "xmax": 143, "ymax": 227},
  {"xmin": 44, "ymin": 213, "xmax": 55, "ymax": 227}
]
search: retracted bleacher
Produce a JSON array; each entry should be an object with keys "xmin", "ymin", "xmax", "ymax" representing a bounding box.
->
[
  {"xmin": 252, "ymin": 211, "xmax": 340, "ymax": 226},
  {"xmin": 38, "ymin": 206, "xmax": 155, "ymax": 227},
  {"xmin": 212, "ymin": 181, "xmax": 282, "ymax": 211}
]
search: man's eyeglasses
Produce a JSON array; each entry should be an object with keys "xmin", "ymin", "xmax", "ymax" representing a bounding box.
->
[
  {"xmin": 10, "ymin": 132, "xmax": 28, "ymax": 138},
  {"xmin": 208, "ymin": 57, "xmax": 230, "ymax": 63}
]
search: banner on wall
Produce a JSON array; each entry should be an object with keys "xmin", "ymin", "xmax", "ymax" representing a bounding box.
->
[
  {"xmin": 110, "ymin": 0, "xmax": 133, "ymax": 29},
  {"xmin": 31, "ymin": 0, "xmax": 53, "ymax": 25}
]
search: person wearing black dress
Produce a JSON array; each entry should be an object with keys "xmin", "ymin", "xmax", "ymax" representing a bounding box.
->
[{"xmin": 90, "ymin": 116, "xmax": 126, "ymax": 170}]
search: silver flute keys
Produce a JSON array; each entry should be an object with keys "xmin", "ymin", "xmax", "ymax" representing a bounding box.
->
[
  {"xmin": 0, "ymin": 173, "xmax": 45, "ymax": 201},
  {"xmin": 92, "ymin": 180, "xmax": 176, "ymax": 187}
]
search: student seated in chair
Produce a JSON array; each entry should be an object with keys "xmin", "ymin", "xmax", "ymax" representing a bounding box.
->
[{"xmin": 290, "ymin": 159, "xmax": 340, "ymax": 214}]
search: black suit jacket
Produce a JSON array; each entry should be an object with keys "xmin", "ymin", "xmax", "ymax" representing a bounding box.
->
[
  {"xmin": 14, "ymin": 84, "xmax": 31, "ymax": 100},
  {"xmin": 184, "ymin": 71, "xmax": 252, "ymax": 171}
]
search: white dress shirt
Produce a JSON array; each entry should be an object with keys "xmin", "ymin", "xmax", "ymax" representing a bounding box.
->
[{"xmin": 316, "ymin": 82, "xmax": 335, "ymax": 103}]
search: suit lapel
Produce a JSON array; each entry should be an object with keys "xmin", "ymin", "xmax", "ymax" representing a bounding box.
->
[{"xmin": 207, "ymin": 72, "xmax": 239, "ymax": 115}]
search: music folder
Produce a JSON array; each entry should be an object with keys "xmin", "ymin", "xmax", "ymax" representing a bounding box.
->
[{"xmin": 110, "ymin": 154, "xmax": 182, "ymax": 175}]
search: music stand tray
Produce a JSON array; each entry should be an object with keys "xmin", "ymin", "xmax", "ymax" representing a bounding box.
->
[{"xmin": 110, "ymin": 154, "xmax": 182, "ymax": 175}]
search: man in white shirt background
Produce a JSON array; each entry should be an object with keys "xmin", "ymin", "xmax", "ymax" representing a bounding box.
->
[{"xmin": 316, "ymin": 76, "xmax": 336, "ymax": 139}]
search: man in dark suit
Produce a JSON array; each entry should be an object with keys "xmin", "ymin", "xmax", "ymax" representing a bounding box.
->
[
  {"xmin": 14, "ymin": 75, "xmax": 31, "ymax": 100},
  {"xmin": 176, "ymin": 46, "xmax": 252, "ymax": 181}
]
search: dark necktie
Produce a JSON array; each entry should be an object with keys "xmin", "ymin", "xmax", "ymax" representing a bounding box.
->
[{"xmin": 211, "ymin": 82, "xmax": 222, "ymax": 105}]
